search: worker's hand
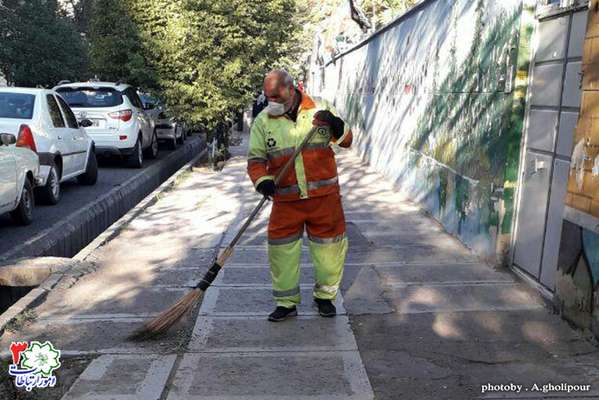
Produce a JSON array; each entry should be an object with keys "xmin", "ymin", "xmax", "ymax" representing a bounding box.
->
[
  {"xmin": 256, "ymin": 179, "xmax": 276, "ymax": 198},
  {"xmin": 313, "ymin": 110, "xmax": 344, "ymax": 140}
]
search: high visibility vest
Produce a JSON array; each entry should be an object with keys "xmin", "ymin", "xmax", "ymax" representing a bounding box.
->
[{"xmin": 247, "ymin": 91, "xmax": 353, "ymax": 202}]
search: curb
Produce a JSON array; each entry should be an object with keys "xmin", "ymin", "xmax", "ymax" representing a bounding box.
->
[
  {"xmin": 0, "ymin": 145, "xmax": 208, "ymax": 335},
  {"xmin": 0, "ymin": 136, "xmax": 205, "ymax": 262}
]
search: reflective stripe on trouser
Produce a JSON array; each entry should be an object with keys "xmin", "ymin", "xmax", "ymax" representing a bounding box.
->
[
  {"xmin": 268, "ymin": 192, "xmax": 347, "ymax": 307},
  {"xmin": 309, "ymin": 234, "xmax": 348, "ymax": 300}
]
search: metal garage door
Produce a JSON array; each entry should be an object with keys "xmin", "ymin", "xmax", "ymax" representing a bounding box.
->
[{"xmin": 512, "ymin": 1, "xmax": 587, "ymax": 290}]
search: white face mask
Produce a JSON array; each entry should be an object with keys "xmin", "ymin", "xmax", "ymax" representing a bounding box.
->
[{"xmin": 265, "ymin": 101, "xmax": 285, "ymax": 116}]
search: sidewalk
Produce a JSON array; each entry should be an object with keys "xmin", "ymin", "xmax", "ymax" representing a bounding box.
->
[{"xmin": 1, "ymin": 135, "xmax": 597, "ymax": 399}]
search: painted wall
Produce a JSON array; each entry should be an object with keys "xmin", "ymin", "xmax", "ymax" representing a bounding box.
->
[{"xmin": 309, "ymin": 0, "xmax": 533, "ymax": 261}]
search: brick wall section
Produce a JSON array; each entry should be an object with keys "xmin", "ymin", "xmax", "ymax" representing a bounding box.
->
[{"xmin": 567, "ymin": 0, "xmax": 599, "ymax": 216}]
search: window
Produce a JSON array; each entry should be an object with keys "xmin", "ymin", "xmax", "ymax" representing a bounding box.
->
[
  {"xmin": 56, "ymin": 95, "xmax": 78, "ymax": 129},
  {"xmin": 140, "ymin": 94, "xmax": 159, "ymax": 109},
  {"xmin": 46, "ymin": 94, "xmax": 65, "ymax": 128},
  {"xmin": 0, "ymin": 93, "xmax": 35, "ymax": 119},
  {"xmin": 56, "ymin": 87, "xmax": 123, "ymax": 108},
  {"xmin": 125, "ymin": 88, "xmax": 143, "ymax": 109}
]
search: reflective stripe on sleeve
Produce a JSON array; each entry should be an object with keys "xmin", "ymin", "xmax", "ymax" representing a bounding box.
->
[{"xmin": 307, "ymin": 176, "xmax": 338, "ymax": 190}]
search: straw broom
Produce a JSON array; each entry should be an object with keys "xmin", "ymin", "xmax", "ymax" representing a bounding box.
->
[{"xmin": 128, "ymin": 126, "xmax": 323, "ymax": 340}]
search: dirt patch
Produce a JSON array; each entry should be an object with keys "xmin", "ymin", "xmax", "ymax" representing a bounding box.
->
[{"xmin": 0, "ymin": 356, "xmax": 93, "ymax": 400}]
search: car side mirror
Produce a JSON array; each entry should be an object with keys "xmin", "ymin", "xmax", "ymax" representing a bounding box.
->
[
  {"xmin": 79, "ymin": 119, "xmax": 93, "ymax": 128},
  {"xmin": 0, "ymin": 133, "xmax": 16, "ymax": 146}
]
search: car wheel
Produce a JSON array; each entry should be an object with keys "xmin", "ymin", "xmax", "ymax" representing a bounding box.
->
[
  {"xmin": 10, "ymin": 178, "xmax": 34, "ymax": 225},
  {"xmin": 176, "ymin": 128, "xmax": 184, "ymax": 145},
  {"xmin": 127, "ymin": 137, "xmax": 144, "ymax": 168},
  {"xmin": 145, "ymin": 130, "xmax": 159, "ymax": 159},
  {"xmin": 37, "ymin": 165, "xmax": 61, "ymax": 205},
  {"xmin": 78, "ymin": 150, "xmax": 98, "ymax": 185},
  {"xmin": 168, "ymin": 136, "xmax": 177, "ymax": 150}
]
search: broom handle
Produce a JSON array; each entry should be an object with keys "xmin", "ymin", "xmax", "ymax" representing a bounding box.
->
[{"xmin": 215, "ymin": 126, "xmax": 322, "ymax": 266}]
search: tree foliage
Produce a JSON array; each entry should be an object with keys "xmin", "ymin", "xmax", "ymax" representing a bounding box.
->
[
  {"xmin": 88, "ymin": 0, "xmax": 157, "ymax": 88},
  {"xmin": 0, "ymin": 0, "xmax": 88, "ymax": 87},
  {"xmin": 359, "ymin": 0, "xmax": 418, "ymax": 29},
  {"xmin": 1, "ymin": 0, "xmax": 302, "ymax": 130},
  {"xmin": 125, "ymin": 0, "xmax": 299, "ymax": 129},
  {"xmin": 85, "ymin": 0, "xmax": 299, "ymax": 129}
]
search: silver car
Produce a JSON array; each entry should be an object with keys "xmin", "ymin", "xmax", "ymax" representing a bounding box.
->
[{"xmin": 155, "ymin": 111, "xmax": 185, "ymax": 150}]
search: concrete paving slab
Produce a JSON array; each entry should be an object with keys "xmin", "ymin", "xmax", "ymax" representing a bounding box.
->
[
  {"xmin": 350, "ymin": 311, "xmax": 596, "ymax": 357},
  {"xmin": 62, "ymin": 354, "xmax": 176, "ymax": 400},
  {"xmin": 216, "ymin": 265, "xmax": 314, "ymax": 286},
  {"xmin": 361, "ymin": 230, "xmax": 471, "ymax": 248},
  {"xmin": 199, "ymin": 287, "xmax": 346, "ymax": 316},
  {"xmin": 35, "ymin": 287, "xmax": 187, "ymax": 318},
  {"xmin": 342, "ymin": 266, "xmax": 395, "ymax": 315},
  {"xmin": 375, "ymin": 263, "xmax": 515, "ymax": 285},
  {"xmin": 343, "ymin": 211, "xmax": 423, "ymax": 220},
  {"xmin": 167, "ymin": 351, "xmax": 373, "ymax": 400},
  {"xmin": 146, "ymin": 268, "xmax": 205, "ymax": 287},
  {"xmin": 386, "ymin": 284, "xmax": 545, "ymax": 314},
  {"xmin": 222, "ymin": 232, "xmax": 268, "ymax": 246},
  {"xmin": 165, "ymin": 248, "xmax": 218, "ymax": 268},
  {"xmin": 223, "ymin": 245, "xmax": 474, "ymax": 266},
  {"xmin": 0, "ymin": 318, "xmax": 183, "ymax": 355},
  {"xmin": 188, "ymin": 315, "xmax": 358, "ymax": 352},
  {"xmin": 351, "ymin": 219, "xmax": 445, "ymax": 234},
  {"xmin": 345, "ymin": 245, "xmax": 474, "ymax": 264}
]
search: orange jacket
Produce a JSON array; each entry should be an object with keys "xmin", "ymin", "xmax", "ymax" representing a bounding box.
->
[{"xmin": 247, "ymin": 91, "xmax": 352, "ymax": 202}]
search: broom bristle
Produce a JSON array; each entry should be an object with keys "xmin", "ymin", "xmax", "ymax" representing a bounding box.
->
[{"xmin": 128, "ymin": 288, "xmax": 204, "ymax": 341}]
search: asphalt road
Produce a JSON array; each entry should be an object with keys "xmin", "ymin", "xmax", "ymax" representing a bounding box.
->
[{"xmin": 0, "ymin": 136, "xmax": 202, "ymax": 258}]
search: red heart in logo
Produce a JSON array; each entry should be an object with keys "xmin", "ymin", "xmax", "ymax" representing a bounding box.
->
[{"xmin": 10, "ymin": 342, "xmax": 28, "ymax": 365}]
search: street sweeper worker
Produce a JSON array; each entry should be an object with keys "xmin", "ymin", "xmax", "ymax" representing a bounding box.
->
[{"xmin": 247, "ymin": 69, "xmax": 353, "ymax": 322}]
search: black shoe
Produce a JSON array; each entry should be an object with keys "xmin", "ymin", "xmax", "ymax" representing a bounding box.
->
[
  {"xmin": 314, "ymin": 298, "xmax": 336, "ymax": 317},
  {"xmin": 268, "ymin": 306, "xmax": 297, "ymax": 322}
]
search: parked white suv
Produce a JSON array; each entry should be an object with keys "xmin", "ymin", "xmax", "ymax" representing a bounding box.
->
[
  {"xmin": 0, "ymin": 88, "xmax": 98, "ymax": 205},
  {"xmin": 55, "ymin": 81, "xmax": 159, "ymax": 168},
  {"xmin": 0, "ymin": 131, "xmax": 39, "ymax": 225}
]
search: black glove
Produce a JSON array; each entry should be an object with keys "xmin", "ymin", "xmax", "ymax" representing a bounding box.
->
[
  {"xmin": 256, "ymin": 179, "xmax": 276, "ymax": 198},
  {"xmin": 313, "ymin": 110, "xmax": 345, "ymax": 140}
]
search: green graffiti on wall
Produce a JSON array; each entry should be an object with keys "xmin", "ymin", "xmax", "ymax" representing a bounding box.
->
[{"xmin": 327, "ymin": 0, "xmax": 533, "ymax": 256}]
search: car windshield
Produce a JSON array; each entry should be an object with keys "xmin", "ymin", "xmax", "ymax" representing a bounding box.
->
[
  {"xmin": 56, "ymin": 87, "xmax": 123, "ymax": 108},
  {"xmin": 0, "ymin": 93, "xmax": 35, "ymax": 119}
]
